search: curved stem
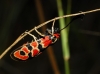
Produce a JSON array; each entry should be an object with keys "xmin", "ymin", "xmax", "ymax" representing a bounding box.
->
[{"xmin": 0, "ymin": 8, "xmax": 100, "ymax": 59}]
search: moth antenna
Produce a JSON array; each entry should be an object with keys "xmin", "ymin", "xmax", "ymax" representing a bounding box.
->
[{"xmin": 60, "ymin": 12, "xmax": 85, "ymax": 32}]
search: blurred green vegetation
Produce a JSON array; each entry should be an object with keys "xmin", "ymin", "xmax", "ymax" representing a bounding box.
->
[{"xmin": 56, "ymin": 0, "xmax": 71, "ymax": 74}]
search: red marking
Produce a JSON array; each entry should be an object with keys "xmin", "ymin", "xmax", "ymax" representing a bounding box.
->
[
  {"xmin": 31, "ymin": 49, "xmax": 39, "ymax": 57},
  {"xmin": 22, "ymin": 47, "xmax": 29, "ymax": 53},
  {"xmin": 53, "ymin": 33, "xmax": 60, "ymax": 38},
  {"xmin": 41, "ymin": 36, "xmax": 52, "ymax": 47},
  {"xmin": 14, "ymin": 50, "xmax": 29, "ymax": 60},
  {"xmin": 31, "ymin": 42, "xmax": 38, "ymax": 48},
  {"xmin": 43, "ymin": 40, "xmax": 52, "ymax": 47}
]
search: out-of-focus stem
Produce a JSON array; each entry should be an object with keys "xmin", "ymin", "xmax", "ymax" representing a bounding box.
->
[{"xmin": 56, "ymin": 0, "xmax": 71, "ymax": 74}]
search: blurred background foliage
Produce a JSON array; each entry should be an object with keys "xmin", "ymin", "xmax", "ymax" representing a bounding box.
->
[{"xmin": 0, "ymin": 0, "xmax": 100, "ymax": 74}]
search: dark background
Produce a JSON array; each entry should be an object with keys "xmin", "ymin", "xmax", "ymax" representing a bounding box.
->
[{"xmin": 0, "ymin": 0, "xmax": 100, "ymax": 74}]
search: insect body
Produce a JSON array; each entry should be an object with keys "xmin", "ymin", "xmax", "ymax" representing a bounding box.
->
[
  {"xmin": 10, "ymin": 14, "xmax": 84, "ymax": 61},
  {"xmin": 10, "ymin": 24, "xmax": 60, "ymax": 61}
]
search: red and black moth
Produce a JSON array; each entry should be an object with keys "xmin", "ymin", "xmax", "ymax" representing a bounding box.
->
[{"xmin": 10, "ymin": 14, "xmax": 84, "ymax": 61}]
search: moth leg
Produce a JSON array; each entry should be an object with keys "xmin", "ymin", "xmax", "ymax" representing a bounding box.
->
[
  {"xmin": 25, "ymin": 32, "xmax": 37, "ymax": 41},
  {"xmin": 52, "ymin": 19, "xmax": 55, "ymax": 35},
  {"xmin": 34, "ymin": 27, "xmax": 45, "ymax": 37}
]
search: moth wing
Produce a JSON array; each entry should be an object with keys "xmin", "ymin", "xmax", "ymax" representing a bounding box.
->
[{"xmin": 10, "ymin": 46, "xmax": 23, "ymax": 61}]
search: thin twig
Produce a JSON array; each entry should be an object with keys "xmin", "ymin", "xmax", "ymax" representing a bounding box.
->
[{"xmin": 0, "ymin": 8, "xmax": 100, "ymax": 59}]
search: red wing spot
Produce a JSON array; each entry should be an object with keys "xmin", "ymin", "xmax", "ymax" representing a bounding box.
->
[
  {"xmin": 43, "ymin": 40, "xmax": 52, "ymax": 47},
  {"xmin": 14, "ymin": 50, "xmax": 29, "ymax": 60},
  {"xmin": 22, "ymin": 47, "xmax": 29, "ymax": 53},
  {"xmin": 41, "ymin": 36, "xmax": 52, "ymax": 48},
  {"xmin": 31, "ymin": 49, "xmax": 39, "ymax": 57},
  {"xmin": 41, "ymin": 36, "xmax": 49, "ymax": 42},
  {"xmin": 31, "ymin": 42, "xmax": 38, "ymax": 48}
]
